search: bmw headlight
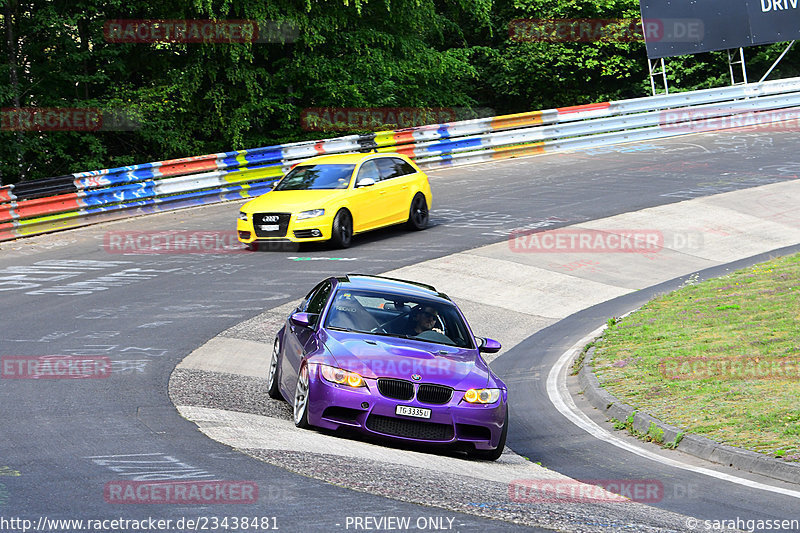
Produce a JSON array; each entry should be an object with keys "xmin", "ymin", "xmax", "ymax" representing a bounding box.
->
[
  {"xmin": 238, "ymin": 211, "xmax": 248, "ymax": 221},
  {"xmin": 297, "ymin": 209, "xmax": 325, "ymax": 220},
  {"xmin": 320, "ymin": 365, "xmax": 365, "ymax": 388},
  {"xmin": 463, "ymin": 388, "xmax": 501, "ymax": 404}
]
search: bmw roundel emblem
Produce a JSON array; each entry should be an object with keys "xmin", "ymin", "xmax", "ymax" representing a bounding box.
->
[{"xmin": 411, "ymin": 374, "xmax": 422, "ymax": 381}]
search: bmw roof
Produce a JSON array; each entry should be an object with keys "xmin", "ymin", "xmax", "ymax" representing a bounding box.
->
[{"xmin": 337, "ymin": 274, "xmax": 450, "ymax": 301}]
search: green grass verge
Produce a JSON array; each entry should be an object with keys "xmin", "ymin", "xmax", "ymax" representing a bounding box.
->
[{"xmin": 591, "ymin": 253, "xmax": 800, "ymax": 461}]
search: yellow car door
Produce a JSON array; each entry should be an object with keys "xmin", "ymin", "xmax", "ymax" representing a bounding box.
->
[
  {"xmin": 375, "ymin": 157, "xmax": 417, "ymax": 225},
  {"xmin": 349, "ymin": 159, "xmax": 388, "ymax": 232}
]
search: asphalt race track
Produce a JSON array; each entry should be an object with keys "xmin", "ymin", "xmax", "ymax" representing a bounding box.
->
[{"xmin": 1, "ymin": 129, "xmax": 799, "ymax": 532}]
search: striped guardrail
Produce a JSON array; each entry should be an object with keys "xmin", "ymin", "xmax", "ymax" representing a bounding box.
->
[{"xmin": 4, "ymin": 76, "xmax": 800, "ymax": 242}]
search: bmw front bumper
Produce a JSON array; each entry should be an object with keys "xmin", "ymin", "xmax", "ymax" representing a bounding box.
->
[{"xmin": 305, "ymin": 364, "xmax": 507, "ymax": 451}]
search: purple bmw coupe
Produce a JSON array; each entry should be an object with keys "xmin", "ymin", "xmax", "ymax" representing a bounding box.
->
[{"xmin": 267, "ymin": 274, "xmax": 508, "ymax": 460}]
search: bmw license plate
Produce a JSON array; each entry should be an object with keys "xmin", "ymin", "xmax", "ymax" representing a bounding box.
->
[
  {"xmin": 259, "ymin": 224, "xmax": 279, "ymax": 231},
  {"xmin": 396, "ymin": 405, "xmax": 431, "ymax": 419}
]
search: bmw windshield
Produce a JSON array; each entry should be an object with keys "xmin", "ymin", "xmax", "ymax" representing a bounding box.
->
[
  {"xmin": 274, "ymin": 164, "xmax": 355, "ymax": 190},
  {"xmin": 324, "ymin": 289, "xmax": 474, "ymax": 348}
]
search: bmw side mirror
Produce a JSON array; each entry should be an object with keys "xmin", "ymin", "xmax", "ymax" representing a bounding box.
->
[
  {"xmin": 290, "ymin": 312, "xmax": 312, "ymax": 328},
  {"xmin": 356, "ymin": 177, "xmax": 376, "ymax": 188},
  {"xmin": 477, "ymin": 337, "xmax": 501, "ymax": 354}
]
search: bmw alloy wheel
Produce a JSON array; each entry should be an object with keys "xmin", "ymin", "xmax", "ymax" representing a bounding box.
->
[
  {"xmin": 293, "ymin": 365, "xmax": 310, "ymax": 428},
  {"xmin": 267, "ymin": 337, "xmax": 281, "ymax": 399}
]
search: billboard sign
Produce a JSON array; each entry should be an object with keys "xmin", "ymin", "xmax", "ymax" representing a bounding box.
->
[{"xmin": 640, "ymin": 0, "xmax": 800, "ymax": 58}]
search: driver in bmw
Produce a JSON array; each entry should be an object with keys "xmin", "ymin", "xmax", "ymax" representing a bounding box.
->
[{"xmin": 403, "ymin": 305, "xmax": 439, "ymax": 336}]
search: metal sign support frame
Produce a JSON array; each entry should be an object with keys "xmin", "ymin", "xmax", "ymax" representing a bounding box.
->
[
  {"xmin": 759, "ymin": 40, "xmax": 796, "ymax": 83},
  {"xmin": 648, "ymin": 58, "xmax": 669, "ymax": 95},
  {"xmin": 728, "ymin": 47, "xmax": 748, "ymax": 86},
  {"xmin": 647, "ymin": 40, "xmax": 795, "ymax": 95}
]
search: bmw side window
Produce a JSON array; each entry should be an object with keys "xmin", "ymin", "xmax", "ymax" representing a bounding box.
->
[
  {"xmin": 356, "ymin": 160, "xmax": 380, "ymax": 183},
  {"xmin": 305, "ymin": 281, "xmax": 332, "ymax": 325},
  {"xmin": 299, "ymin": 281, "xmax": 325, "ymax": 312}
]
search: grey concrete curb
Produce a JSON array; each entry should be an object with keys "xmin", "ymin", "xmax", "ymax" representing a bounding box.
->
[{"xmin": 578, "ymin": 344, "xmax": 800, "ymax": 485}]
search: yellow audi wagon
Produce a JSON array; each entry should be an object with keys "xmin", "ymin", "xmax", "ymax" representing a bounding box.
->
[{"xmin": 237, "ymin": 152, "xmax": 432, "ymax": 249}]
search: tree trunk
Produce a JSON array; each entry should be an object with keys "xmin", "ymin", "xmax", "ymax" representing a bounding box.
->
[{"xmin": 4, "ymin": 0, "xmax": 24, "ymax": 183}]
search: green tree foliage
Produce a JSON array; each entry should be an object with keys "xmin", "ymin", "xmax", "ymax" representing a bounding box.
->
[
  {"xmin": 1, "ymin": 0, "xmax": 800, "ymax": 183},
  {"xmin": 471, "ymin": 0, "xmax": 649, "ymax": 111}
]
